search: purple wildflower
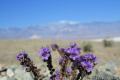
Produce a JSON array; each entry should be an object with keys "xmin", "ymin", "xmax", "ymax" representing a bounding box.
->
[
  {"xmin": 16, "ymin": 51, "xmax": 28, "ymax": 61},
  {"xmin": 65, "ymin": 47, "xmax": 79, "ymax": 55},
  {"xmin": 71, "ymin": 57, "xmax": 81, "ymax": 68},
  {"xmin": 81, "ymin": 61, "xmax": 93, "ymax": 72},
  {"xmin": 72, "ymin": 53, "xmax": 97, "ymax": 73},
  {"xmin": 81, "ymin": 53, "xmax": 97, "ymax": 64},
  {"xmin": 39, "ymin": 47, "xmax": 55, "ymax": 75},
  {"xmin": 39, "ymin": 47, "xmax": 51, "ymax": 61},
  {"xmin": 69, "ymin": 54, "xmax": 80, "ymax": 61},
  {"xmin": 64, "ymin": 43, "xmax": 81, "ymax": 60}
]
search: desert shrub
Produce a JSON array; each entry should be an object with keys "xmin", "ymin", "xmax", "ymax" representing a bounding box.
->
[
  {"xmin": 83, "ymin": 43, "xmax": 93, "ymax": 52},
  {"xmin": 103, "ymin": 39, "xmax": 113, "ymax": 47},
  {"xmin": 16, "ymin": 43, "xmax": 97, "ymax": 80}
]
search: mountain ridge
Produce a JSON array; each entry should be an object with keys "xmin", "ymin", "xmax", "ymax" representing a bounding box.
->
[{"xmin": 0, "ymin": 21, "xmax": 120, "ymax": 39}]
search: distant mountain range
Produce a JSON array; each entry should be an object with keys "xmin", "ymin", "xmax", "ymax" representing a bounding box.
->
[{"xmin": 0, "ymin": 21, "xmax": 120, "ymax": 39}]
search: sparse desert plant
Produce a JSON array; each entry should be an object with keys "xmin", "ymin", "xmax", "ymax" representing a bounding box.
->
[
  {"xmin": 103, "ymin": 39, "xmax": 113, "ymax": 47},
  {"xmin": 16, "ymin": 43, "xmax": 97, "ymax": 80},
  {"xmin": 83, "ymin": 43, "xmax": 93, "ymax": 52},
  {"xmin": 16, "ymin": 51, "xmax": 44, "ymax": 80}
]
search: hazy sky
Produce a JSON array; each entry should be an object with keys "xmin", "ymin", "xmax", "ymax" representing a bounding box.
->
[{"xmin": 0, "ymin": 0, "xmax": 120, "ymax": 27}]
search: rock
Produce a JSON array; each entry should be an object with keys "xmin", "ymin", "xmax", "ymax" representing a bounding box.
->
[
  {"xmin": 98, "ymin": 62, "xmax": 117, "ymax": 74},
  {"xmin": 23, "ymin": 72, "xmax": 34, "ymax": 80},
  {"xmin": 6, "ymin": 68, "xmax": 14, "ymax": 77},
  {"xmin": 14, "ymin": 67, "xmax": 24, "ymax": 80},
  {"xmin": 115, "ymin": 67, "xmax": 120, "ymax": 76},
  {"xmin": 0, "ymin": 68, "xmax": 7, "ymax": 77},
  {"xmin": 91, "ymin": 62, "xmax": 120, "ymax": 80},
  {"xmin": 35, "ymin": 64, "xmax": 50, "ymax": 79},
  {"xmin": 40, "ymin": 64, "xmax": 50, "ymax": 77},
  {"xmin": 0, "ymin": 76, "xmax": 8, "ymax": 80},
  {"xmin": 92, "ymin": 70, "xmax": 120, "ymax": 80},
  {"xmin": 0, "ymin": 64, "xmax": 7, "ymax": 77},
  {"xmin": 14, "ymin": 66, "xmax": 34, "ymax": 80},
  {"xmin": 0, "ymin": 64, "xmax": 5, "ymax": 70},
  {"xmin": 8, "ymin": 77, "xmax": 17, "ymax": 80},
  {"xmin": 0, "ymin": 72, "xmax": 6, "ymax": 76},
  {"xmin": 0, "ymin": 64, "xmax": 50, "ymax": 80},
  {"xmin": 82, "ymin": 62, "xmax": 120, "ymax": 80}
]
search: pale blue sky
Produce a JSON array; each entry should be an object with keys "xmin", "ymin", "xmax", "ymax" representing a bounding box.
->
[{"xmin": 0, "ymin": 0, "xmax": 120, "ymax": 27}]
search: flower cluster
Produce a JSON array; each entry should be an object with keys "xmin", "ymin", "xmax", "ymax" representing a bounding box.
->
[
  {"xmin": 16, "ymin": 51, "xmax": 43, "ymax": 80},
  {"xmin": 72, "ymin": 53, "xmax": 97, "ymax": 72},
  {"xmin": 81, "ymin": 53, "xmax": 97, "ymax": 72},
  {"xmin": 38, "ymin": 47, "xmax": 55, "ymax": 75},
  {"xmin": 16, "ymin": 42, "xmax": 97, "ymax": 80},
  {"xmin": 64, "ymin": 43, "xmax": 81, "ymax": 61},
  {"xmin": 72, "ymin": 53, "xmax": 97, "ymax": 80},
  {"xmin": 38, "ymin": 47, "xmax": 51, "ymax": 61},
  {"xmin": 16, "ymin": 51, "xmax": 27, "ymax": 61}
]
